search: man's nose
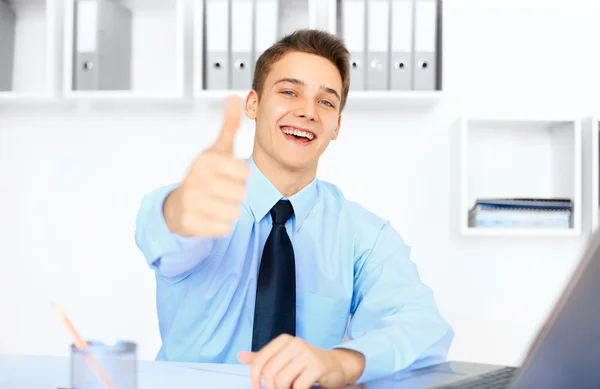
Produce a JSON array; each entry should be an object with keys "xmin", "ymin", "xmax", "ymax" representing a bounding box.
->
[{"xmin": 294, "ymin": 100, "xmax": 317, "ymax": 121}]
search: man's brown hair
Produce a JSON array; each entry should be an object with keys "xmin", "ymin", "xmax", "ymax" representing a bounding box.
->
[{"xmin": 252, "ymin": 29, "xmax": 351, "ymax": 112}]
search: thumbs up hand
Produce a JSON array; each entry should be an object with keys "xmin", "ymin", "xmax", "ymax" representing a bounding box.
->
[{"xmin": 164, "ymin": 96, "xmax": 251, "ymax": 237}]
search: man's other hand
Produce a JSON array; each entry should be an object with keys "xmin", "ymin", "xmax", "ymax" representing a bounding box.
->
[{"xmin": 238, "ymin": 334, "xmax": 365, "ymax": 389}]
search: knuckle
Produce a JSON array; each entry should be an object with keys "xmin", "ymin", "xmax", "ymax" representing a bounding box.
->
[
  {"xmin": 275, "ymin": 374, "xmax": 289, "ymax": 389},
  {"xmin": 292, "ymin": 336, "xmax": 304, "ymax": 346},
  {"xmin": 314, "ymin": 365, "xmax": 325, "ymax": 377},
  {"xmin": 277, "ymin": 334, "xmax": 292, "ymax": 343},
  {"xmin": 262, "ymin": 364, "xmax": 272, "ymax": 376},
  {"xmin": 263, "ymin": 366, "xmax": 277, "ymax": 384},
  {"xmin": 193, "ymin": 154, "xmax": 211, "ymax": 174},
  {"xmin": 236, "ymin": 186, "xmax": 247, "ymax": 201},
  {"xmin": 292, "ymin": 380, "xmax": 308, "ymax": 389},
  {"xmin": 203, "ymin": 149, "xmax": 218, "ymax": 160},
  {"xmin": 207, "ymin": 177, "xmax": 220, "ymax": 195},
  {"xmin": 264, "ymin": 375, "xmax": 275, "ymax": 389}
]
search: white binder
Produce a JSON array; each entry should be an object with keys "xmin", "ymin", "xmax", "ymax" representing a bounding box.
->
[
  {"xmin": 231, "ymin": 0, "xmax": 253, "ymax": 90},
  {"xmin": 254, "ymin": 0, "xmax": 278, "ymax": 64},
  {"xmin": 0, "ymin": 0, "xmax": 15, "ymax": 91},
  {"xmin": 278, "ymin": 0, "xmax": 309, "ymax": 38},
  {"xmin": 413, "ymin": 0, "xmax": 439, "ymax": 90},
  {"xmin": 390, "ymin": 0, "xmax": 413, "ymax": 90},
  {"xmin": 205, "ymin": 0, "xmax": 230, "ymax": 90},
  {"xmin": 341, "ymin": 0, "xmax": 365, "ymax": 90},
  {"xmin": 366, "ymin": 0, "xmax": 389, "ymax": 90},
  {"xmin": 74, "ymin": 0, "xmax": 132, "ymax": 91}
]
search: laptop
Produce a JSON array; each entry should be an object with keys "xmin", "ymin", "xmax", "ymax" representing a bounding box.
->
[{"xmin": 365, "ymin": 228, "xmax": 600, "ymax": 389}]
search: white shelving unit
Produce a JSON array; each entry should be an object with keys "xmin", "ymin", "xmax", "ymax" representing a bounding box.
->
[
  {"xmin": 0, "ymin": 0, "xmax": 443, "ymax": 108},
  {"xmin": 62, "ymin": 0, "xmax": 185, "ymax": 101},
  {"xmin": 455, "ymin": 116, "xmax": 582, "ymax": 237},
  {"xmin": 0, "ymin": 0, "xmax": 62, "ymax": 101}
]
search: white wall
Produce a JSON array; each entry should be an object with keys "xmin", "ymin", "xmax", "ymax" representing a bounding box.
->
[{"xmin": 1, "ymin": 0, "xmax": 600, "ymax": 368}]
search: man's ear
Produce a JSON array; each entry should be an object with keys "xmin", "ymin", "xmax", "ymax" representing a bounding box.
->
[
  {"xmin": 331, "ymin": 115, "xmax": 342, "ymax": 140},
  {"xmin": 245, "ymin": 90, "xmax": 259, "ymax": 120}
]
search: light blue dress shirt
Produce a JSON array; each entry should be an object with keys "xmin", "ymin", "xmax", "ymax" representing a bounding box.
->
[{"xmin": 135, "ymin": 156, "xmax": 454, "ymax": 383}]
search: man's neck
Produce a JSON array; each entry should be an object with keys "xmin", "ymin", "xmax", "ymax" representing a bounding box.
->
[{"xmin": 251, "ymin": 151, "xmax": 317, "ymax": 198}]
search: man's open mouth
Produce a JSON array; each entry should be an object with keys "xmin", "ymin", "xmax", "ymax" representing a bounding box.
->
[{"xmin": 280, "ymin": 126, "xmax": 316, "ymax": 144}]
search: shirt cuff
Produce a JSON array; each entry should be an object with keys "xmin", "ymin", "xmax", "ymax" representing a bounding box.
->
[
  {"xmin": 136, "ymin": 183, "xmax": 208, "ymax": 270},
  {"xmin": 332, "ymin": 335, "xmax": 393, "ymax": 384}
]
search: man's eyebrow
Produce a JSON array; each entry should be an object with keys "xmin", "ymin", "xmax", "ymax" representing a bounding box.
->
[
  {"xmin": 273, "ymin": 78, "xmax": 341, "ymax": 102},
  {"xmin": 273, "ymin": 77, "xmax": 305, "ymax": 87},
  {"xmin": 320, "ymin": 85, "xmax": 341, "ymax": 102}
]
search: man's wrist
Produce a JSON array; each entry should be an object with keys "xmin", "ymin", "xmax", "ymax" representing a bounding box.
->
[
  {"xmin": 163, "ymin": 187, "xmax": 183, "ymax": 235},
  {"xmin": 330, "ymin": 348, "xmax": 366, "ymax": 384}
]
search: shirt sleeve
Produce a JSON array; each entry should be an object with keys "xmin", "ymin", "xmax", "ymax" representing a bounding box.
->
[
  {"xmin": 134, "ymin": 183, "xmax": 215, "ymax": 280},
  {"xmin": 332, "ymin": 222, "xmax": 454, "ymax": 383}
]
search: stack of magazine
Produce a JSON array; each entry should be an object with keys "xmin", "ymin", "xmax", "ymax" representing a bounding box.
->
[{"xmin": 468, "ymin": 198, "xmax": 573, "ymax": 229}]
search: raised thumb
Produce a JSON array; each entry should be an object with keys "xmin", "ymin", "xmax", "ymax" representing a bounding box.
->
[{"xmin": 212, "ymin": 95, "xmax": 243, "ymax": 154}]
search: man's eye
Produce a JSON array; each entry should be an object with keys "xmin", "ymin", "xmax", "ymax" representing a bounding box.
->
[
  {"xmin": 320, "ymin": 100, "xmax": 334, "ymax": 107},
  {"xmin": 282, "ymin": 91, "xmax": 296, "ymax": 96}
]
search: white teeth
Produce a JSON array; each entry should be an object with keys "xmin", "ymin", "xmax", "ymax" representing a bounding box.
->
[{"xmin": 282, "ymin": 127, "xmax": 314, "ymax": 140}]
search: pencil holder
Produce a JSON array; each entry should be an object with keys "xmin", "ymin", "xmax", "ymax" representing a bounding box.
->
[{"xmin": 70, "ymin": 340, "xmax": 137, "ymax": 389}]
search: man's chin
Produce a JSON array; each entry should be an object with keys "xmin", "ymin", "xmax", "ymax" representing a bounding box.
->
[{"xmin": 277, "ymin": 155, "xmax": 317, "ymax": 172}]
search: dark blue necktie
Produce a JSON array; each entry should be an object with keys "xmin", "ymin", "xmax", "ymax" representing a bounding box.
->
[{"xmin": 251, "ymin": 199, "xmax": 296, "ymax": 351}]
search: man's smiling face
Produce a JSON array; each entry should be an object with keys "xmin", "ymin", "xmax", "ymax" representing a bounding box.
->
[{"xmin": 246, "ymin": 51, "xmax": 343, "ymax": 172}]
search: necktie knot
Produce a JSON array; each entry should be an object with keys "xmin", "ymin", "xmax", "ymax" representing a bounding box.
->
[{"xmin": 270, "ymin": 200, "xmax": 294, "ymax": 225}]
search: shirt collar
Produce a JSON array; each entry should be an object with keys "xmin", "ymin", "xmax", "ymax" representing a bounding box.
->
[{"xmin": 245, "ymin": 156, "xmax": 318, "ymax": 231}]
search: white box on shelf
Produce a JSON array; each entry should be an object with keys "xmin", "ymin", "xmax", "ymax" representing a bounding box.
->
[
  {"xmin": 63, "ymin": 0, "xmax": 185, "ymax": 100},
  {"xmin": 313, "ymin": 0, "xmax": 337, "ymax": 35},
  {"xmin": 583, "ymin": 117, "xmax": 600, "ymax": 234},
  {"xmin": 0, "ymin": 0, "xmax": 62, "ymax": 101},
  {"xmin": 454, "ymin": 116, "xmax": 582, "ymax": 237}
]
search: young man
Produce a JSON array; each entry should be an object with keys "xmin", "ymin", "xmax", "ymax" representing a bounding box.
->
[{"xmin": 135, "ymin": 29, "xmax": 453, "ymax": 389}]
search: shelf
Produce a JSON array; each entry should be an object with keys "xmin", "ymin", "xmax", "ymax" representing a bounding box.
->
[
  {"xmin": 0, "ymin": 90, "xmax": 442, "ymax": 111},
  {"xmin": 194, "ymin": 90, "xmax": 443, "ymax": 110},
  {"xmin": 455, "ymin": 116, "xmax": 582, "ymax": 237},
  {"xmin": 0, "ymin": 0, "xmax": 60, "ymax": 98},
  {"xmin": 61, "ymin": 90, "xmax": 185, "ymax": 101},
  {"xmin": 344, "ymin": 90, "xmax": 443, "ymax": 109},
  {"xmin": 461, "ymin": 228, "xmax": 582, "ymax": 238},
  {"xmin": 63, "ymin": 0, "xmax": 184, "ymax": 99},
  {"xmin": 0, "ymin": 92, "xmax": 55, "ymax": 101}
]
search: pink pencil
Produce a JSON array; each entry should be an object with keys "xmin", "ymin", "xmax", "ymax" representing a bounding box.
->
[{"xmin": 52, "ymin": 302, "xmax": 116, "ymax": 389}]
